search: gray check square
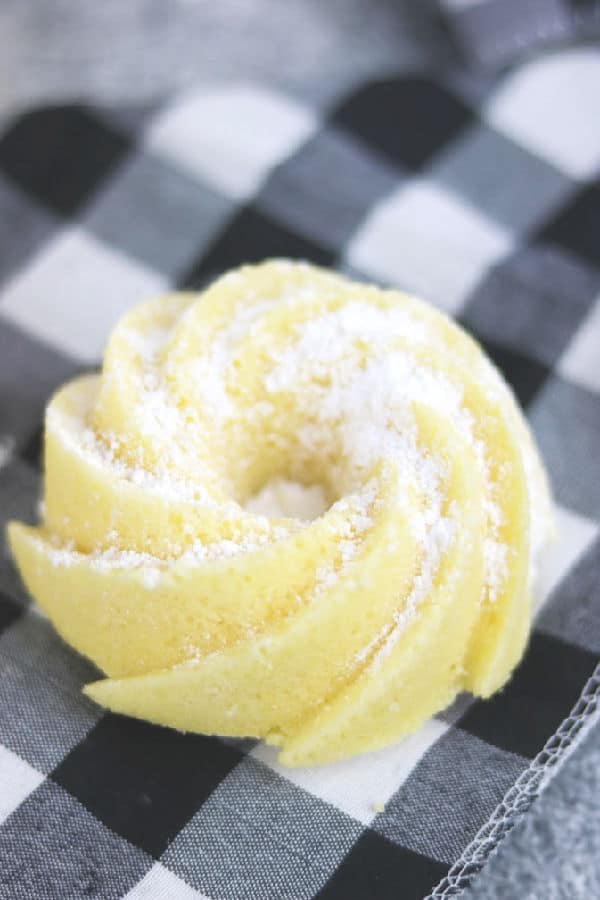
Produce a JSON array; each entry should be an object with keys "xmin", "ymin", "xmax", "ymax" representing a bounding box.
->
[
  {"xmin": 538, "ymin": 537, "xmax": 600, "ymax": 656},
  {"xmin": 0, "ymin": 459, "xmax": 39, "ymax": 597},
  {"xmin": 85, "ymin": 150, "xmax": 234, "ymax": 278},
  {"xmin": 96, "ymin": 101, "xmax": 164, "ymax": 139},
  {"xmin": 0, "ymin": 174, "xmax": 59, "ymax": 286},
  {"xmin": 462, "ymin": 245, "xmax": 600, "ymax": 368},
  {"xmin": 372, "ymin": 729, "xmax": 526, "ymax": 864},
  {"xmin": 529, "ymin": 374, "xmax": 600, "ymax": 520},
  {"xmin": 443, "ymin": 68, "xmax": 502, "ymax": 109},
  {"xmin": 0, "ymin": 780, "xmax": 151, "ymax": 900},
  {"xmin": 0, "ymin": 458, "xmax": 39, "ymax": 537},
  {"xmin": 432, "ymin": 122, "xmax": 571, "ymax": 234},
  {"xmin": 258, "ymin": 125, "xmax": 403, "ymax": 251},
  {"xmin": 0, "ymin": 317, "xmax": 81, "ymax": 449},
  {"xmin": 0, "ymin": 612, "xmax": 100, "ymax": 772},
  {"xmin": 163, "ymin": 755, "xmax": 361, "ymax": 900},
  {"xmin": 448, "ymin": 0, "xmax": 570, "ymax": 67}
]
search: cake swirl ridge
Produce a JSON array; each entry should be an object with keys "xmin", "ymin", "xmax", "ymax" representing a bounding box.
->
[{"xmin": 8, "ymin": 260, "xmax": 554, "ymax": 765}]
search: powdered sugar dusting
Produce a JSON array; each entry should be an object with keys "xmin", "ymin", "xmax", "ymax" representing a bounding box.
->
[
  {"xmin": 41, "ymin": 264, "xmax": 544, "ymax": 623},
  {"xmin": 245, "ymin": 478, "xmax": 328, "ymax": 521},
  {"xmin": 263, "ymin": 301, "xmax": 507, "ymax": 606},
  {"xmin": 49, "ymin": 407, "xmax": 212, "ymax": 505},
  {"xmin": 42, "ymin": 483, "xmax": 375, "ymax": 591}
]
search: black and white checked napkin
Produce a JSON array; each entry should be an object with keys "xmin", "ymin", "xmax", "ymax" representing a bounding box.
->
[{"xmin": 0, "ymin": 44, "xmax": 599, "ymax": 900}]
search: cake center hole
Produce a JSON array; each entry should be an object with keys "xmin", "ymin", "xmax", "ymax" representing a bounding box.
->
[{"xmin": 244, "ymin": 477, "xmax": 329, "ymax": 521}]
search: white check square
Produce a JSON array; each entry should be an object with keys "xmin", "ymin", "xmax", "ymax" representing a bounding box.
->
[
  {"xmin": 0, "ymin": 228, "xmax": 167, "ymax": 362},
  {"xmin": 125, "ymin": 863, "xmax": 211, "ymax": 899},
  {"xmin": 146, "ymin": 84, "xmax": 317, "ymax": 200},
  {"xmin": 252, "ymin": 718, "xmax": 448, "ymax": 825},
  {"xmin": 558, "ymin": 297, "xmax": 600, "ymax": 394},
  {"xmin": 348, "ymin": 179, "xmax": 511, "ymax": 314},
  {"xmin": 486, "ymin": 48, "xmax": 600, "ymax": 179},
  {"xmin": 0, "ymin": 743, "xmax": 44, "ymax": 824}
]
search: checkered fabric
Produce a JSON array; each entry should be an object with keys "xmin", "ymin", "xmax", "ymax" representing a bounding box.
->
[
  {"xmin": 440, "ymin": 0, "xmax": 600, "ymax": 66},
  {"xmin": 0, "ymin": 45, "xmax": 599, "ymax": 900}
]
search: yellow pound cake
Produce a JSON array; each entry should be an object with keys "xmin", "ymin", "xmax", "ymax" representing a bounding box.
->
[{"xmin": 8, "ymin": 260, "xmax": 554, "ymax": 766}]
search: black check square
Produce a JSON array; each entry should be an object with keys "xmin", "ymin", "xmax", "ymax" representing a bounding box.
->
[
  {"xmin": 0, "ymin": 589, "xmax": 23, "ymax": 636},
  {"xmin": 476, "ymin": 336, "xmax": 551, "ymax": 408},
  {"xmin": 331, "ymin": 75, "xmax": 473, "ymax": 170},
  {"xmin": 459, "ymin": 633, "xmax": 599, "ymax": 759},
  {"xmin": 179, "ymin": 205, "xmax": 335, "ymax": 288},
  {"xmin": 316, "ymin": 829, "xmax": 447, "ymax": 900},
  {"xmin": 52, "ymin": 714, "xmax": 244, "ymax": 858},
  {"xmin": 19, "ymin": 423, "xmax": 44, "ymax": 470},
  {"xmin": 536, "ymin": 181, "xmax": 600, "ymax": 268},
  {"xmin": 0, "ymin": 106, "xmax": 131, "ymax": 217}
]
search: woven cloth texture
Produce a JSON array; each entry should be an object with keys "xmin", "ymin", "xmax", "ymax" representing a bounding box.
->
[{"xmin": 0, "ymin": 40, "xmax": 599, "ymax": 900}]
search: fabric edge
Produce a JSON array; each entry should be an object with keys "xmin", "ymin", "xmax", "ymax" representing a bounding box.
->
[{"xmin": 426, "ymin": 660, "xmax": 600, "ymax": 898}]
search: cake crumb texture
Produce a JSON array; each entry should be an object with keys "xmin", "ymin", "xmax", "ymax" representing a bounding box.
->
[{"xmin": 7, "ymin": 260, "xmax": 554, "ymax": 766}]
